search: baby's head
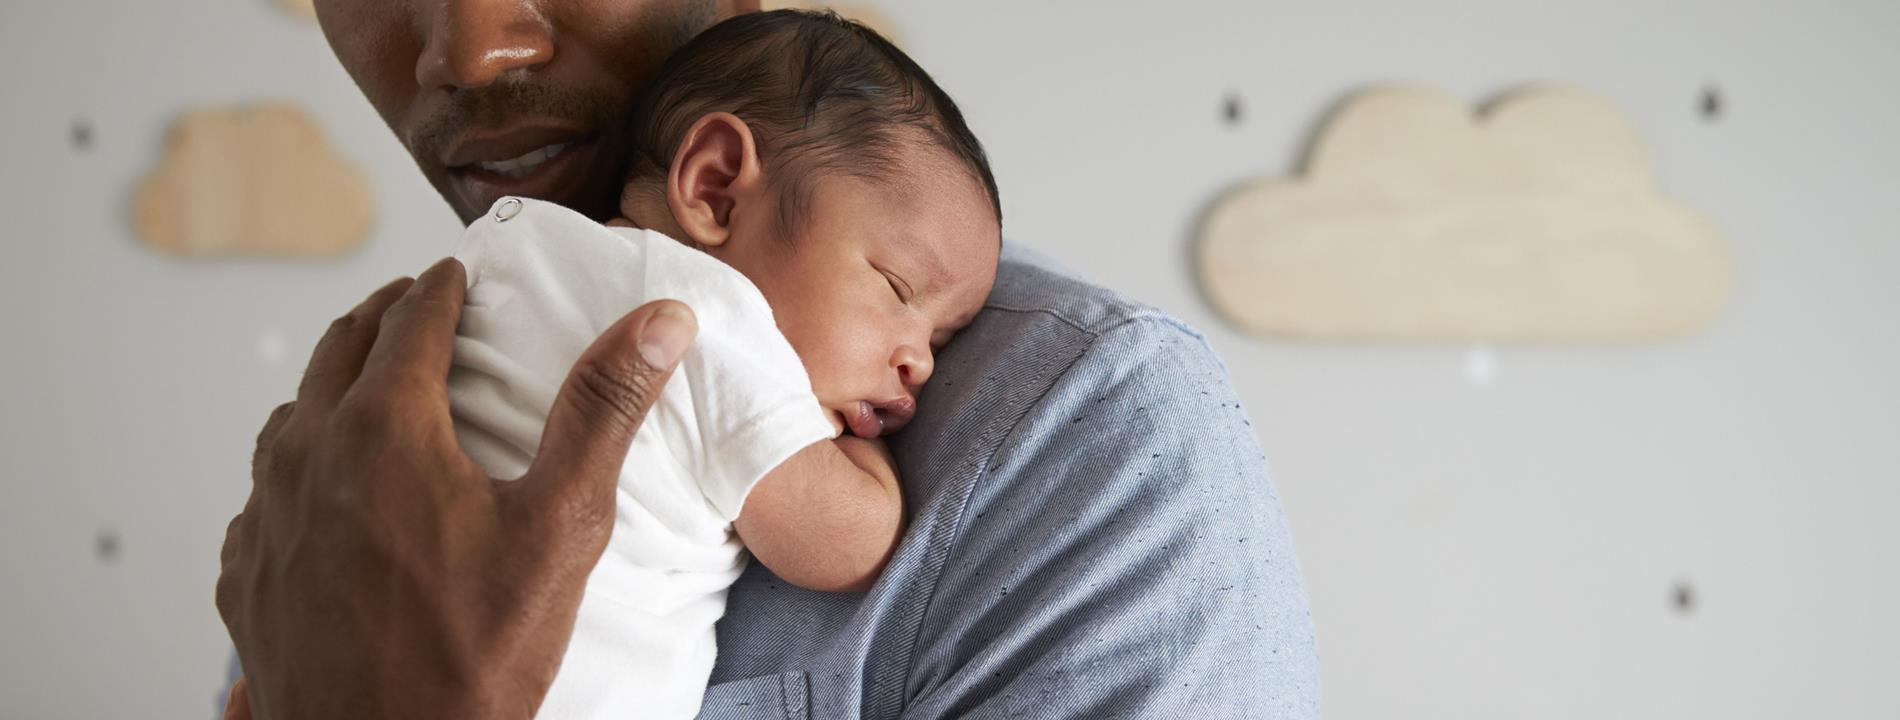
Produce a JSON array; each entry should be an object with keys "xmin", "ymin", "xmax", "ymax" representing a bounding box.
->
[{"xmin": 615, "ymin": 10, "xmax": 1001, "ymax": 439}]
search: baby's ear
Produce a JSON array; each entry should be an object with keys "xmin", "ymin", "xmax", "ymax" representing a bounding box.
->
[{"xmin": 665, "ymin": 112, "xmax": 764, "ymax": 248}]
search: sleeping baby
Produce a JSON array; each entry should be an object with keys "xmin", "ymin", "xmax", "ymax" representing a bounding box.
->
[{"xmin": 447, "ymin": 10, "xmax": 1000, "ymax": 719}]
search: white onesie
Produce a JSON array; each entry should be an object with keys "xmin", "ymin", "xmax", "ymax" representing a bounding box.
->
[{"xmin": 446, "ymin": 197, "xmax": 835, "ymax": 719}]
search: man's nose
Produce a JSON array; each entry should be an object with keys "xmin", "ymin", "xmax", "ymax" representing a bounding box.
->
[
  {"xmin": 415, "ymin": 0, "xmax": 554, "ymax": 90},
  {"xmin": 894, "ymin": 344, "xmax": 934, "ymax": 391}
]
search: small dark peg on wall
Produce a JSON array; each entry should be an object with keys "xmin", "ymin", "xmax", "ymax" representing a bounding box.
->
[
  {"xmin": 71, "ymin": 118, "xmax": 93, "ymax": 151},
  {"xmin": 1223, "ymin": 93, "xmax": 1243, "ymax": 127},
  {"xmin": 1699, "ymin": 86, "xmax": 1722, "ymax": 122},
  {"xmin": 95, "ymin": 528, "xmax": 121, "ymax": 563},
  {"xmin": 1672, "ymin": 579, "xmax": 1695, "ymax": 615}
]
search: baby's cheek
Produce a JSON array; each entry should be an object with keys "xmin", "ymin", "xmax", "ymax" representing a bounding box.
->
[
  {"xmin": 808, "ymin": 327, "xmax": 880, "ymax": 394},
  {"xmin": 775, "ymin": 289, "xmax": 886, "ymax": 396},
  {"xmin": 781, "ymin": 323, "xmax": 847, "ymax": 392}
]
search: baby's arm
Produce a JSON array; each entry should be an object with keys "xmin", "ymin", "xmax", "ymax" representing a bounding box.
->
[{"xmin": 732, "ymin": 436, "xmax": 904, "ymax": 593}]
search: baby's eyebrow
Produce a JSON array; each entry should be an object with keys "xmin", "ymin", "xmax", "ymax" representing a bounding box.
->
[{"xmin": 914, "ymin": 242, "xmax": 950, "ymax": 289}]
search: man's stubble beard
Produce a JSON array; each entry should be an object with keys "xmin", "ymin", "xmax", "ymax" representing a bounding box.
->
[{"xmin": 406, "ymin": 0, "xmax": 726, "ymax": 223}]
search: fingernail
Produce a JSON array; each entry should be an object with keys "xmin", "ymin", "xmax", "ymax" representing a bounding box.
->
[{"xmin": 638, "ymin": 305, "xmax": 695, "ymax": 368}]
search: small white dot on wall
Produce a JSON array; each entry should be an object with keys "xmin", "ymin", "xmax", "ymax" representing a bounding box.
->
[
  {"xmin": 1462, "ymin": 344, "xmax": 1498, "ymax": 387},
  {"xmin": 256, "ymin": 328, "xmax": 289, "ymax": 367}
]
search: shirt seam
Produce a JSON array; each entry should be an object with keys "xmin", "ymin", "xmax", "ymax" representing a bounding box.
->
[
  {"xmin": 980, "ymin": 300, "xmax": 1207, "ymax": 344},
  {"xmin": 978, "ymin": 301, "xmax": 1096, "ymax": 334}
]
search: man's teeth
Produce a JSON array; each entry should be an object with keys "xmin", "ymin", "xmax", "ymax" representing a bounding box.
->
[{"xmin": 475, "ymin": 143, "xmax": 568, "ymax": 178}]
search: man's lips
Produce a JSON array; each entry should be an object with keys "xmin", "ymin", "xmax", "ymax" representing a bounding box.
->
[
  {"xmin": 443, "ymin": 139, "xmax": 601, "ymax": 217},
  {"xmin": 440, "ymin": 123, "xmax": 590, "ymax": 169}
]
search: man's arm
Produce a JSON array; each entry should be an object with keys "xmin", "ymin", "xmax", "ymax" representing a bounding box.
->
[
  {"xmin": 904, "ymin": 316, "xmax": 1320, "ymax": 717},
  {"xmin": 217, "ymin": 258, "xmax": 698, "ymax": 719},
  {"xmin": 735, "ymin": 435, "xmax": 905, "ymax": 593}
]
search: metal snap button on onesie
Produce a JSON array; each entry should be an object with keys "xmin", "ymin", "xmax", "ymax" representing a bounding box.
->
[{"xmin": 494, "ymin": 197, "xmax": 523, "ymax": 222}]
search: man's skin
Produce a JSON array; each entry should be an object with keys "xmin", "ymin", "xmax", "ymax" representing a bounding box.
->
[{"xmin": 217, "ymin": 0, "xmax": 758, "ymax": 716}]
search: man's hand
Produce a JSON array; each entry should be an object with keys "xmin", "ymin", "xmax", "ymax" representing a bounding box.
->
[{"xmin": 215, "ymin": 258, "xmax": 697, "ymax": 719}]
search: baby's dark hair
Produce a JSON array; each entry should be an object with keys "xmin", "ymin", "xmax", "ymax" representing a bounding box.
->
[{"xmin": 623, "ymin": 9, "xmax": 1001, "ymax": 234}]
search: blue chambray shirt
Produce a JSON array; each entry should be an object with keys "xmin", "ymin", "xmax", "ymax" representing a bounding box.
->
[
  {"xmin": 219, "ymin": 244, "xmax": 1319, "ymax": 719},
  {"xmin": 695, "ymin": 244, "xmax": 1320, "ymax": 718}
]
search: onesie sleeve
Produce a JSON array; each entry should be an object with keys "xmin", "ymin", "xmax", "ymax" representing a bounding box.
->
[
  {"xmin": 684, "ymin": 341, "xmax": 838, "ymax": 522},
  {"xmin": 637, "ymin": 231, "xmax": 837, "ymax": 522}
]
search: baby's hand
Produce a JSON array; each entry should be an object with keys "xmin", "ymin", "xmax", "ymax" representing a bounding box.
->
[{"xmin": 832, "ymin": 434, "xmax": 898, "ymax": 485}]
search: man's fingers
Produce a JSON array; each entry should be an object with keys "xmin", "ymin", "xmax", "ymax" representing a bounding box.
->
[
  {"xmin": 296, "ymin": 277, "xmax": 415, "ymax": 417},
  {"xmin": 223, "ymin": 676, "xmax": 251, "ymax": 720},
  {"xmin": 520, "ymin": 300, "xmax": 695, "ymax": 539},
  {"xmin": 348, "ymin": 258, "xmax": 466, "ymax": 419},
  {"xmin": 250, "ymin": 402, "xmax": 296, "ymax": 487},
  {"xmin": 221, "ymin": 512, "xmax": 244, "ymax": 568},
  {"xmin": 214, "ymin": 512, "xmax": 246, "ymax": 624}
]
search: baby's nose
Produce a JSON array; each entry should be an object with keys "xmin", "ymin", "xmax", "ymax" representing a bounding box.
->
[{"xmin": 894, "ymin": 345, "xmax": 934, "ymax": 390}]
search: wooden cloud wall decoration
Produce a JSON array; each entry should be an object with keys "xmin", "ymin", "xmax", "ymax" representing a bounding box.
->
[
  {"xmin": 1197, "ymin": 86, "xmax": 1732, "ymax": 343},
  {"xmin": 276, "ymin": 0, "xmax": 315, "ymax": 21},
  {"xmin": 135, "ymin": 103, "xmax": 371, "ymax": 258}
]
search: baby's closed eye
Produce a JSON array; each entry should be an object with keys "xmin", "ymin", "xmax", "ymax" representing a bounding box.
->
[{"xmin": 877, "ymin": 266, "xmax": 914, "ymax": 303}]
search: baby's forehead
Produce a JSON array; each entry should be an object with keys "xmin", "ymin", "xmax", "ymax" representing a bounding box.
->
[
  {"xmin": 865, "ymin": 184, "xmax": 998, "ymax": 267},
  {"xmin": 870, "ymin": 148, "xmax": 998, "ymax": 227}
]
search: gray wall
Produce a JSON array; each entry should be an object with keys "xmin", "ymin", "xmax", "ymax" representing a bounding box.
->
[{"xmin": 2, "ymin": 1, "xmax": 1895, "ymax": 717}]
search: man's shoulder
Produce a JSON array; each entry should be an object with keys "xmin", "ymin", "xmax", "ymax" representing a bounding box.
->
[
  {"xmin": 973, "ymin": 243, "xmax": 1256, "ymax": 481},
  {"xmin": 907, "ymin": 241, "xmax": 1252, "ymax": 506},
  {"xmin": 960, "ymin": 242, "xmax": 1223, "ymax": 401},
  {"xmin": 984, "ymin": 241, "xmax": 1206, "ymax": 344},
  {"xmin": 896, "ymin": 241, "xmax": 1242, "ymax": 511},
  {"xmin": 889, "ymin": 248, "xmax": 1319, "ymax": 717}
]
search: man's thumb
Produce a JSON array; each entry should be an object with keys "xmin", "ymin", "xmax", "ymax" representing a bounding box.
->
[
  {"xmin": 524, "ymin": 299, "xmax": 696, "ymax": 527},
  {"xmin": 223, "ymin": 676, "xmax": 250, "ymax": 720}
]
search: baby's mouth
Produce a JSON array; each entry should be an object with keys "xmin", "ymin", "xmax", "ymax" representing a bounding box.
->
[{"xmin": 840, "ymin": 401, "xmax": 885, "ymax": 439}]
